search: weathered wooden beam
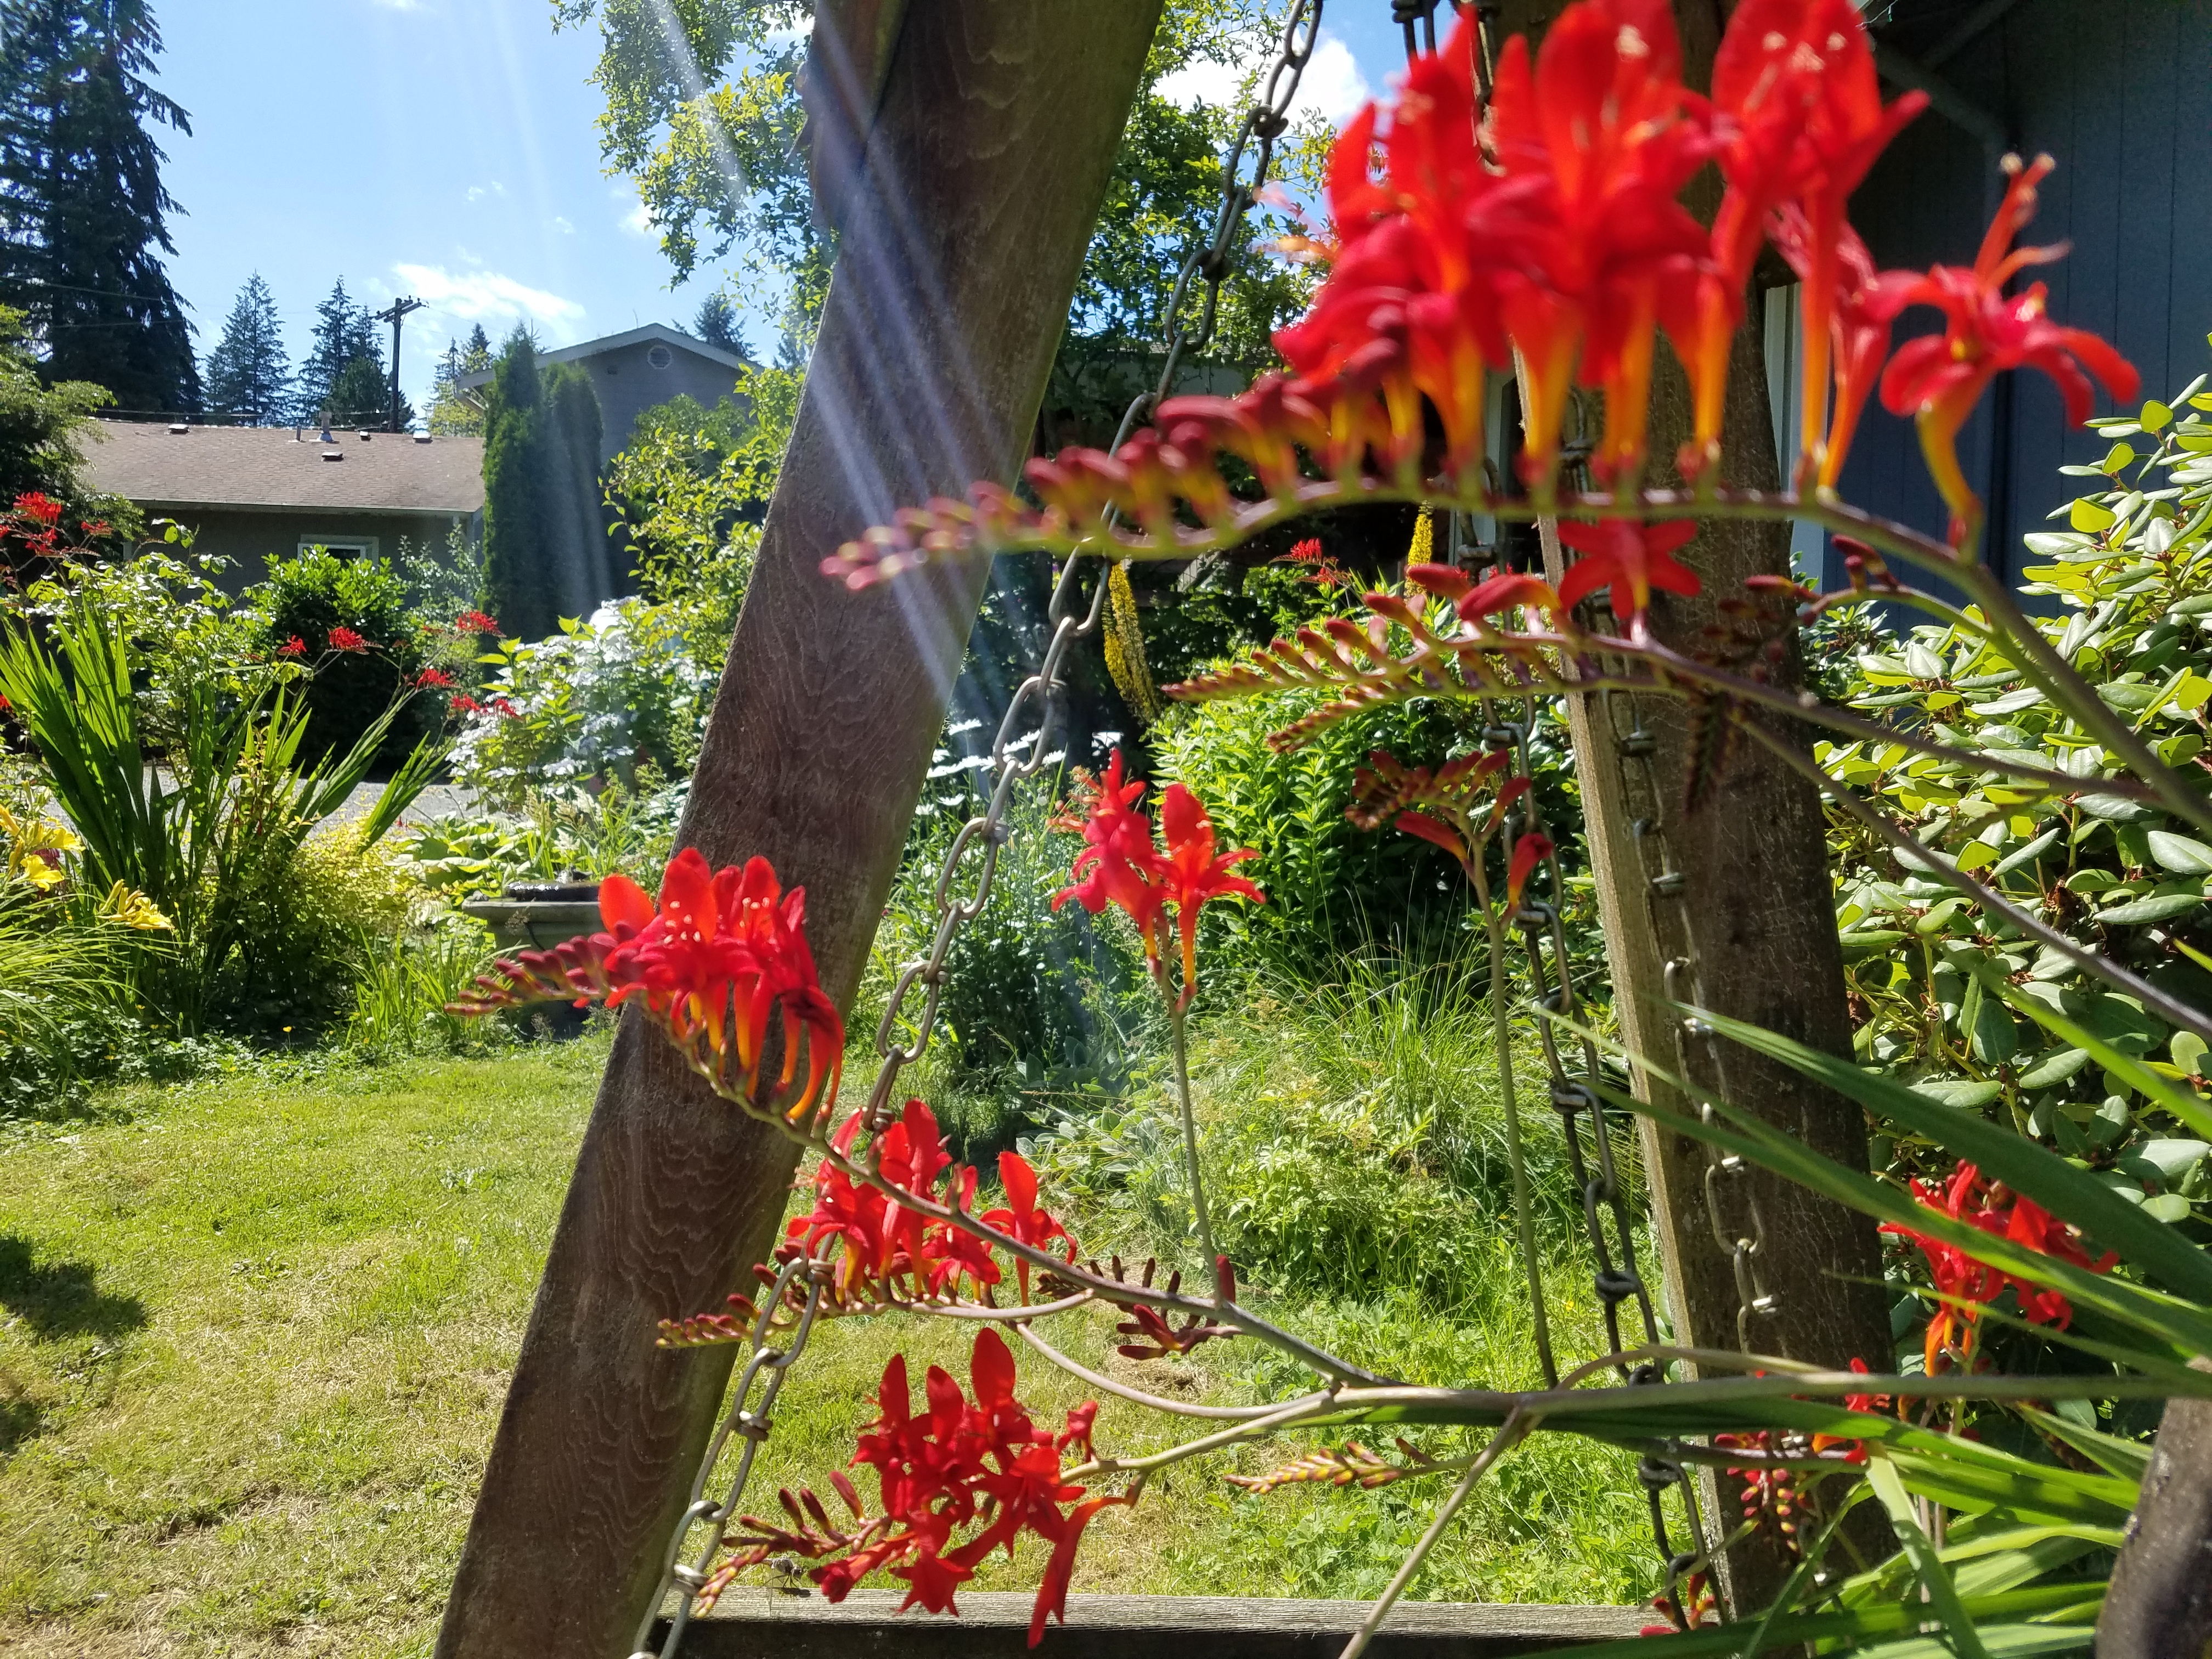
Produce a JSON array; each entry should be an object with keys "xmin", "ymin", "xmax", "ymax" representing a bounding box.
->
[
  {"xmin": 1492, "ymin": 0, "xmax": 1897, "ymax": 1615},
  {"xmin": 434, "ymin": 8, "xmax": 1163, "ymax": 1655},
  {"xmin": 669, "ymin": 1591, "xmax": 1643, "ymax": 1658},
  {"xmin": 2098, "ymin": 1359, "xmax": 2212, "ymax": 1659}
]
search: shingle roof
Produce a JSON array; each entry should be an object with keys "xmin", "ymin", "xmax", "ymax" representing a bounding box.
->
[{"xmin": 81, "ymin": 420, "xmax": 486, "ymax": 515}]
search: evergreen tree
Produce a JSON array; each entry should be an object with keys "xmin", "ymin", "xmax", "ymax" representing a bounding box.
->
[
  {"xmin": 201, "ymin": 272, "xmax": 289, "ymax": 422},
  {"xmin": 427, "ymin": 321, "xmax": 491, "ymax": 435},
  {"xmin": 0, "ymin": 0, "xmax": 197, "ymax": 411},
  {"xmin": 297, "ymin": 276, "xmax": 382, "ymax": 422},
  {"xmin": 480, "ymin": 329, "xmax": 608, "ymax": 640},
  {"xmin": 690, "ymin": 292, "xmax": 742, "ymax": 356}
]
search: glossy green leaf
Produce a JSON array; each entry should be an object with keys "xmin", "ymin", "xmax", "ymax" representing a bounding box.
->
[
  {"xmin": 1994, "ymin": 983, "xmax": 2212, "ymax": 1139},
  {"xmin": 2012, "ymin": 1406, "xmax": 2152, "ymax": 1482},
  {"xmin": 2070, "ymin": 497, "xmax": 2117, "ymax": 532},
  {"xmin": 2096, "ymin": 893, "xmax": 2204, "ymax": 924},
  {"xmin": 2018, "ymin": 1047, "xmax": 2092, "ymax": 1089},
  {"xmin": 1700, "ymin": 1008, "xmax": 2212, "ymax": 1307},
  {"xmin": 2146, "ymin": 830, "xmax": 2212, "ymax": 873},
  {"xmin": 1913, "ymin": 1077, "xmax": 2005, "ymax": 1108}
]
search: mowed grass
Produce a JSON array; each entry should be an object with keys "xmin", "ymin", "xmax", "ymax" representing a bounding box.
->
[{"xmin": 1, "ymin": 1042, "xmax": 1657, "ymax": 1657}]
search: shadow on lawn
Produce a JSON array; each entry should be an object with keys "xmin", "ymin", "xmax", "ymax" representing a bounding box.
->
[{"xmin": 0, "ymin": 1234, "xmax": 147, "ymax": 1344}]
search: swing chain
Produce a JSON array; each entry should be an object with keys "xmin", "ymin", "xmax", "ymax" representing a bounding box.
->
[{"xmin": 631, "ymin": 1252, "xmax": 834, "ymax": 1659}]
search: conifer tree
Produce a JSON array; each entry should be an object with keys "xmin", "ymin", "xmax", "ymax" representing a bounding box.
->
[
  {"xmin": 427, "ymin": 321, "xmax": 492, "ymax": 434},
  {"xmin": 297, "ymin": 276, "xmax": 383, "ymax": 422},
  {"xmin": 690, "ymin": 292, "xmax": 742, "ymax": 355},
  {"xmin": 202, "ymin": 272, "xmax": 289, "ymax": 423},
  {"xmin": 0, "ymin": 0, "xmax": 198, "ymax": 411},
  {"xmin": 479, "ymin": 329, "xmax": 607, "ymax": 640}
]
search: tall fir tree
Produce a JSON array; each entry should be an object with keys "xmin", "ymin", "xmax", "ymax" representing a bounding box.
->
[
  {"xmin": 0, "ymin": 0, "xmax": 197, "ymax": 411},
  {"xmin": 479, "ymin": 329, "xmax": 607, "ymax": 640},
  {"xmin": 297, "ymin": 276, "xmax": 383, "ymax": 423},
  {"xmin": 427, "ymin": 321, "xmax": 491, "ymax": 435},
  {"xmin": 690, "ymin": 292, "xmax": 742, "ymax": 355},
  {"xmin": 201, "ymin": 272, "xmax": 289, "ymax": 422}
]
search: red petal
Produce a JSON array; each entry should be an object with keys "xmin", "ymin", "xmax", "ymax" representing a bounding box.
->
[
  {"xmin": 999, "ymin": 1151, "xmax": 1040, "ymax": 1217},
  {"xmin": 970, "ymin": 1327, "xmax": 1018, "ymax": 1409},
  {"xmin": 597, "ymin": 872, "xmax": 654, "ymax": 935}
]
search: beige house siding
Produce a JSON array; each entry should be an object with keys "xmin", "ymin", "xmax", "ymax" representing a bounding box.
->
[{"xmin": 155, "ymin": 506, "xmax": 475, "ymax": 593}]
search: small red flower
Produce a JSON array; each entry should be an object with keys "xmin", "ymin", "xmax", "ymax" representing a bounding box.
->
[
  {"xmin": 980, "ymin": 1152, "xmax": 1076, "ymax": 1300},
  {"xmin": 1506, "ymin": 832, "xmax": 1554, "ymax": 913},
  {"xmin": 449, "ymin": 693, "xmax": 485, "ymax": 715},
  {"xmin": 1052, "ymin": 751, "xmax": 1171, "ymax": 959},
  {"xmin": 1155, "ymin": 785, "xmax": 1263, "ymax": 1005},
  {"xmin": 278, "ymin": 635, "xmax": 307, "ymax": 658},
  {"xmin": 1878, "ymin": 155, "xmax": 2138, "ymax": 549},
  {"xmin": 454, "ymin": 609, "xmax": 500, "ymax": 634},
  {"xmin": 489, "ymin": 695, "xmax": 521, "ymax": 719},
  {"xmin": 12, "ymin": 492, "xmax": 63, "ymax": 526},
  {"xmin": 1554, "ymin": 519, "xmax": 1701, "ymax": 622},
  {"xmin": 415, "ymin": 667, "xmax": 457, "ymax": 689},
  {"xmin": 328, "ymin": 625, "xmax": 369, "ymax": 653}
]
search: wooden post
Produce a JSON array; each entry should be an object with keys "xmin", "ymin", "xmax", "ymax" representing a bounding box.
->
[
  {"xmin": 434, "ymin": 8, "xmax": 1161, "ymax": 1654},
  {"xmin": 1494, "ymin": 0, "xmax": 1896, "ymax": 1615},
  {"xmin": 2098, "ymin": 1360, "xmax": 2212, "ymax": 1659}
]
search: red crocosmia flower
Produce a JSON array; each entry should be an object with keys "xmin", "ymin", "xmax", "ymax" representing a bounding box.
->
[
  {"xmin": 449, "ymin": 693, "xmax": 485, "ymax": 716},
  {"xmin": 1880, "ymin": 154, "xmax": 2139, "ymax": 550},
  {"xmin": 414, "ymin": 667, "xmax": 457, "ymax": 689},
  {"xmin": 981, "ymin": 1152, "xmax": 1076, "ymax": 1300},
  {"xmin": 277, "ymin": 635, "xmax": 307, "ymax": 658},
  {"xmin": 453, "ymin": 848, "xmax": 845, "ymax": 1122},
  {"xmin": 1284, "ymin": 537, "xmax": 1325, "ymax": 565},
  {"xmin": 1155, "ymin": 783, "xmax": 1263, "ymax": 1003},
  {"xmin": 1457, "ymin": 571, "xmax": 1562, "ymax": 622},
  {"xmin": 1881, "ymin": 1161, "xmax": 2117, "ymax": 1374},
  {"xmin": 822, "ymin": 1329, "xmax": 1112, "ymax": 1646},
  {"xmin": 489, "ymin": 695, "xmax": 521, "ymax": 719},
  {"xmin": 454, "ymin": 608, "xmax": 500, "ymax": 634},
  {"xmin": 1555, "ymin": 519, "xmax": 1701, "ymax": 623},
  {"xmin": 1485, "ymin": 0, "xmax": 1714, "ymax": 487},
  {"xmin": 12, "ymin": 492, "xmax": 63, "ymax": 526},
  {"xmin": 1696, "ymin": 0, "xmax": 1925, "ymax": 480},
  {"xmin": 1769, "ymin": 209, "xmax": 1917, "ymax": 490},
  {"xmin": 1505, "ymin": 832, "xmax": 1554, "ymax": 913},
  {"xmin": 328, "ymin": 625, "xmax": 369, "ymax": 653},
  {"xmin": 1053, "ymin": 750, "xmax": 1170, "ymax": 959}
]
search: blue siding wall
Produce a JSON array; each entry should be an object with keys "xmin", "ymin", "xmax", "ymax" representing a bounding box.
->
[{"xmin": 1823, "ymin": 0, "xmax": 2212, "ymax": 589}]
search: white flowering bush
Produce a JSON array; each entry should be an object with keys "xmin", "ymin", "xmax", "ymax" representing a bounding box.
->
[{"xmin": 451, "ymin": 599, "xmax": 716, "ymax": 808}]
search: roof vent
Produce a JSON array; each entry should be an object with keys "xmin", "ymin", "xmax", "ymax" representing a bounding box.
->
[
  {"xmin": 413, "ymin": 432, "xmax": 432, "ymax": 444},
  {"xmin": 167, "ymin": 422, "xmax": 189, "ymax": 435},
  {"xmin": 358, "ymin": 430, "xmax": 373, "ymax": 441},
  {"xmin": 321, "ymin": 449, "xmax": 345, "ymax": 462},
  {"xmin": 646, "ymin": 343, "xmax": 673, "ymax": 370}
]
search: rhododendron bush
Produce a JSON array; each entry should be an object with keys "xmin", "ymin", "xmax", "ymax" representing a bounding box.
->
[{"xmin": 449, "ymin": 1, "xmax": 2212, "ymax": 1652}]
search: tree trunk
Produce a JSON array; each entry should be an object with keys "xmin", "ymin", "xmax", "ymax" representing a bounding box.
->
[
  {"xmin": 2097, "ymin": 1360, "xmax": 2212, "ymax": 1659},
  {"xmin": 433, "ymin": 8, "xmax": 1162, "ymax": 1654},
  {"xmin": 1494, "ymin": 0, "xmax": 1896, "ymax": 1617}
]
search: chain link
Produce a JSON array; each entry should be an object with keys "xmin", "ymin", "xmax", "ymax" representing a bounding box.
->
[
  {"xmin": 631, "ymin": 1252, "xmax": 834, "ymax": 1658},
  {"xmin": 636, "ymin": 14, "xmax": 1329, "ymax": 1651}
]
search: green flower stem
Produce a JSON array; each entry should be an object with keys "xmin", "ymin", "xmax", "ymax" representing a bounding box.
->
[{"xmin": 1166, "ymin": 992, "xmax": 1219, "ymax": 1281}]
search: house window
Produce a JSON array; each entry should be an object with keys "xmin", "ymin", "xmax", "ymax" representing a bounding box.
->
[
  {"xmin": 646, "ymin": 343, "xmax": 674, "ymax": 370},
  {"xmin": 300, "ymin": 535, "xmax": 378, "ymax": 560}
]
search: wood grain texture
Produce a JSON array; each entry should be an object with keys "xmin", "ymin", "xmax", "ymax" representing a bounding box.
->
[
  {"xmin": 2098, "ymin": 1361, "xmax": 2212, "ymax": 1659},
  {"xmin": 435, "ymin": 8, "xmax": 1162, "ymax": 1655},
  {"xmin": 673, "ymin": 1592, "xmax": 1643, "ymax": 1658},
  {"xmin": 1492, "ymin": 0, "xmax": 1896, "ymax": 1615}
]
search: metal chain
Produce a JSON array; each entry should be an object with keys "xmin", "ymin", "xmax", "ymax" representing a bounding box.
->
[
  {"xmin": 1600, "ymin": 691, "xmax": 1778, "ymax": 1352},
  {"xmin": 635, "ymin": 14, "xmax": 1328, "ymax": 1652},
  {"xmin": 1430, "ymin": 7, "xmax": 1711, "ymax": 1621},
  {"xmin": 631, "ymin": 1252, "xmax": 834, "ymax": 1659}
]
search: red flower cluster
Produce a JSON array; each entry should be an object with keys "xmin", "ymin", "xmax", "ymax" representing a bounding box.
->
[
  {"xmin": 1051, "ymin": 753, "xmax": 1262, "ymax": 1006},
  {"xmin": 454, "ymin": 608, "xmax": 500, "ymax": 634},
  {"xmin": 822, "ymin": 0, "xmax": 2132, "ymax": 589},
  {"xmin": 414, "ymin": 667, "xmax": 456, "ymax": 689},
  {"xmin": 1882, "ymin": 1162, "xmax": 2118, "ymax": 1374},
  {"xmin": 278, "ymin": 635, "xmax": 307, "ymax": 658},
  {"xmin": 12, "ymin": 492, "xmax": 62, "ymax": 526},
  {"xmin": 818, "ymin": 1329, "xmax": 1115, "ymax": 1646},
  {"xmin": 450, "ymin": 849, "xmax": 845, "ymax": 1120},
  {"xmin": 328, "ymin": 625, "xmax": 370, "ymax": 653},
  {"xmin": 781, "ymin": 1099, "xmax": 1075, "ymax": 1306}
]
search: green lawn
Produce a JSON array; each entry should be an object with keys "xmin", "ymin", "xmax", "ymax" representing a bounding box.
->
[{"xmin": 1, "ymin": 1045, "xmax": 1655, "ymax": 1657}]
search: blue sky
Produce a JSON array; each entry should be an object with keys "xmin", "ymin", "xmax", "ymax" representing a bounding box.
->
[{"xmin": 157, "ymin": 2, "xmax": 1415, "ymax": 414}]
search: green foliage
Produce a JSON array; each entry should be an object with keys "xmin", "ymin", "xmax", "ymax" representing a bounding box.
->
[
  {"xmin": 251, "ymin": 546, "xmax": 432, "ymax": 766},
  {"xmin": 1824, "ymin": 365, "xmax": 2212, "ymax": 1223},
  {"xmin": 453, "ymin": 602, "xmax": 714, "ymax": 805},
  {"xmin": 343, "ymin": 914, "xmax": 503, "ymax": 1058},
  {"xmin": 0, "ymin": 0, "xmax": 198, "ymax": 411},
  {"xmin": 1149, "ymin": 685, "xmax": 1485, "ymax": 972},
  {"xmin": 395, "ymin": 772, "xmax": 687, "ymax": 901},
  {"xmin": 427, "ymin": 322, "xmax": 493, "ymax": 436},
  {"xmin": 297, "ymin": 277, "xmax": 385, "ymax": 426},
  {"xmin": 481, "ymin": 331, "xmax": 612, "ymax": 641},
  {"xmin": 0, "ymin": 306, "xmax": 128, "ymax": 546},
  {"xmin": 201, "ymin": 273, "xmax": 292, "ymax": 424},
  {"xmin": 215, "ymin": 828, "xmax": 419, "ymax": 1042}
]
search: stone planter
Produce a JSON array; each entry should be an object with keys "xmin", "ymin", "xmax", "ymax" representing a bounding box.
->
[{"xmin": 459, "ymin": 881, "xmax": 605, "ymax": 1037}]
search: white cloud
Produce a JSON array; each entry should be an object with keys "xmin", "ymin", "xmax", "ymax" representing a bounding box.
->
[
  {"xmin": 550, "ymin": 215, "xmax": 575, "ymax": 235},
  {"xmin": 465, "ymin": 181, "xmax": 506, "ymax": 204},
  {"xmin": 1150, "ymin": 31, "xmax": 1369, "ymax": 129},
  {"xmin": 368, "ymin": 0, "xmax": 426, "ymax": 10},
  {"xmin": 1287, "ymin": 36, "xmax": 1369, "ymax": 126},
  {"xmin": 613, "ymin": 183, "xmax": 654, "ymax": 239},
  {"xmin": 396, "ymin": 264, "xmax": 587, "ymax": 343}
]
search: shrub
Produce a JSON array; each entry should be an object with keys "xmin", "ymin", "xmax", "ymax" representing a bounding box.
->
[
  {"xmin": 394, "ymin": 772, "xmax": 687, "ymax": 902},
  {"xmin": 451, "ymin": 600, "xmax": 714, "ymax": 806},
  {"xmin": 345, "ymin": 914, "xmax": 501, "ymax": 1058},
  {"xmin": 252, "ymin": 546, "xmax": 432, "ymax": 766},
  {"xmin": 212, "ymin": 826, "xmax": 418, "ymax": 1041}
]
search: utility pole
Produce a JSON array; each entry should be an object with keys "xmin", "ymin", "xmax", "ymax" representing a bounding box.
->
[{"xmin": 374, "ymin": 295, "xmax": 424, "ymax": 432}]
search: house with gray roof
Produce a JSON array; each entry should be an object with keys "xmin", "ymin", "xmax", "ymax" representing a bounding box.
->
[
  {"xmin": 82, "ymin": 419, "xmax": 484, "ymax": 590},
  {"xmin": 456, "ymin": 322, "xmax": 751, "ymax": 465}
]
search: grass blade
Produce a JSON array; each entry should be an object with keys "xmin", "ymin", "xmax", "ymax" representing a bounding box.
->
[{"xmin": 1866, "ymin": 1452, "xmax": 1992, "ymax": 1659}]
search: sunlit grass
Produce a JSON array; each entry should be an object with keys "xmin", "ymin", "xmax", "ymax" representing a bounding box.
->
[{"xmin": 1, "ymin": 1027, "xmax": 1657, "ymax": 1656}]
